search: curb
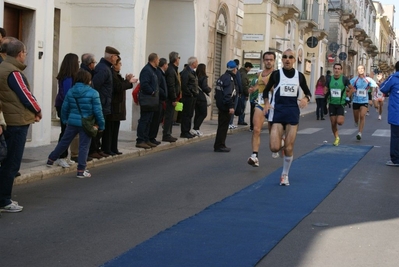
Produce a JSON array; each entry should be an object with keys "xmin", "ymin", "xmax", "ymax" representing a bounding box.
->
[{"xmin": 14, "ymin": 126, "xmax": 251, "ymax": 185}]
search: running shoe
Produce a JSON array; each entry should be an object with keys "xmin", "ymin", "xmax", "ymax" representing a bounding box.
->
[
  {"xmin": 247, "ymin": 154, "xmax": 259, "ymax": 167},
  {"xmin": 378, "ymin": 115, "xmax": 381, "ymax": 120},
  {"xmin": 271, "ymin": 152, "xmax": 279, "ymax": 158},
  {"xmin": 280, "ymin": 174, "xmax": 290, "ymax": 186},
  {"xmin": 366, "ymin": 112, "xmax": 369, "ymax": 116},
  {"xmin": 333, "ymin": 136, "xmax": 340, "ymax": 146},
  {"xmin": 356, "ymin": 132, "xmax": 362, "ymax": 140}
]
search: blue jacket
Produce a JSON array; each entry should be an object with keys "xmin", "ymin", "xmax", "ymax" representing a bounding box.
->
[
  {"xmin": 380, "ymin": 71, "xmax": 399, "ymax": 126},
  {"xmin": 61, "ymin": 82, "xmax": 105, "ymax": 130}
]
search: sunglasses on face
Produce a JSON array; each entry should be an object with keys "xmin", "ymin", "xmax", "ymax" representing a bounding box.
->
[{"xmin": 282, "ymin": 55, "xmax": 295, "ymax": 59}]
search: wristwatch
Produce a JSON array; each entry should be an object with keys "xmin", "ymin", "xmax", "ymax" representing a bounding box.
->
[{"xmin": 305, "ymin": 95, "xmax": 311, "ymax": 102}]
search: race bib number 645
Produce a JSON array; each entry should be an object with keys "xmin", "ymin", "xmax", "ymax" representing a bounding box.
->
[{"xmin": 280, "ymin": 85, "xmax": 298, "ymax": 97}]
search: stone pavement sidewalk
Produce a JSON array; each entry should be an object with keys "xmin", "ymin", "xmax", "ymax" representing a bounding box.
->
[{"xmin": 16, "ymin": 103, "xmax": 316, "ymax": 185}]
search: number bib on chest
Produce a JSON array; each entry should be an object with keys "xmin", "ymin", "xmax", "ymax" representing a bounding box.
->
[
  {"xmin": 357, "ymin": 89, "xmax": 367, "ymax": 97},
  {"xmin": 280, "ymin": 84, "xmax": 298, "ymax": 97},
  {"xmin": 330, "ymin": 88, "xmax": 342, "ymax": 98}
]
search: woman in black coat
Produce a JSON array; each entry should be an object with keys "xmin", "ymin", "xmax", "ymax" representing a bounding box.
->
[
  {"xmin": 107, "ymin": 56, "xmax": 137, "ymax": 154},
  {"xmin": 193, "ymin": 63, "xmax": 211, "ymax": 136}
]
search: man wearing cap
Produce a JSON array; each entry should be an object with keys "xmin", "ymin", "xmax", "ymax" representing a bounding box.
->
[
  {"xmin": 213, "ymin": 60, "xmax": 238, "ymax": 152},
  {"xmin": 90, "ymin": 46, "xmax": 119, "ymax": 158}
]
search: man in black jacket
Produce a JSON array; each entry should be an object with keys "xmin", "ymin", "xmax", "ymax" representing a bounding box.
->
[
  {"xmin": 90, "ymin": 46, "xmax": 119, "ymax": 157},
  {"xmin": 179, "ymin": 56, "xmax": 199, "ymax": 138},
  {"xmin": 162, "ymin": 51, "xmax": 181, "ymax": 142},
  {"xmin": 214, "ymin": 60, "xmax": 237, "ymax": 152},
  {"xmin": 136, "ymin": 53, "xmax": 160, "ymax": 149}
]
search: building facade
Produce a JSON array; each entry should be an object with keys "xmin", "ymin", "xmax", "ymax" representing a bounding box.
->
[{"xmin": 1, "ymin": 0, "xmax": 244, "ymax": 147}]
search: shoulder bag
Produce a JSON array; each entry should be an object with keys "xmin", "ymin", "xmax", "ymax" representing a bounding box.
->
[
  {"xmin": 198, "ymin": 86, "xmax": 212, "ymax": 107},
  {"xmin": 73, "ymin": 97, "xmax": 98, "ymax": 138}
]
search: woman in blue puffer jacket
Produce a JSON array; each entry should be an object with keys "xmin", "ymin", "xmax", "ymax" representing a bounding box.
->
[{"xmin": 47, "ymin": 70, "xmax": 105, "ymax": 178}]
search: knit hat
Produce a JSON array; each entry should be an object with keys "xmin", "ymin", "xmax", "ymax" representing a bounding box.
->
[
  {"xmin": 105, "ymin": 46, "xmax": 120, "ymax": 55},
  {"xmin": 226, "ymin": 60, "xmax": 237, "ymax": 71}
]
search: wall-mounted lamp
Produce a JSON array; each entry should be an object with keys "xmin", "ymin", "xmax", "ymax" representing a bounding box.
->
[{"xmin": 307, "ymin": 52, "xmax": 315, "ymax": 57}]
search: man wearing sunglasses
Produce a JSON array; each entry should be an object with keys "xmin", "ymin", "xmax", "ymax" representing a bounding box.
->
[{"xmin": 262, "ymin": 49, "xmax": 312, "ymax": 186}]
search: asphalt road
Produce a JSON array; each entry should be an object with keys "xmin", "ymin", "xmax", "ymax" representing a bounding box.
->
[{"xmin": 1, "ymin": 105, "xmax": 398, "ymax": 267}]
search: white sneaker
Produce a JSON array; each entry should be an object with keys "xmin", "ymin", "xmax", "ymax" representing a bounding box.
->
[
  {"xmin": 378, "ymin": 115, "xmax": 381, "ymax": 120},
  {"xmin": 354, "ymin": 122, "xmax": 358, "ymax": 127},
  {"xmin": 366, "ymin": 112, "xmax": 370, "ymax": 116},
  {"xmin": 195, "ymin": 130, "xmax": 204, "ymax": 137},
  {"xmin": 247, "ymin": 154, "xmax": 259, "ymax": 167},
  {"xmin": 0, "ymin": 202, "xmax": 23, "ymax": 212},
  {"xmin": 66, "ymin": 158, "xmax": 75, "ymax": 165},
  {"xmin": 280, "ymin": 174, "xmax": 290, "ymax": 186},
  {"xmin": 271, "ymin": 152, "xmax": 279, "ymax": 158},
  {"xmin": 190, "ymin": 130, "xmax": 198, "ymax": 136},
  {"xmin": 56, "ymin": 158, "xmax": 70, "ymax": 168}
]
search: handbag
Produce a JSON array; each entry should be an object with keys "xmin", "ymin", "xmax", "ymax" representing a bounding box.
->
[
  {"xmin": 198, "ymin": 86, "xmax": 212, "ymax": 107},
  {"xmin": 0, "ymin": 134, "xmax": 7, "ymax": 162},
  {"xmin": 138, "ymin": 90, "xmax": 159, "ymax": 109},
  {"xmin": 74, "ymin": 97, "xmax": 98, "ymax": 138}
]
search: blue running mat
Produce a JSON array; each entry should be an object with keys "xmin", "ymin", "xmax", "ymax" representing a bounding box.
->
[{"xmin": 102, "ymin": 145, "xmax": 372, "ymax": 267}]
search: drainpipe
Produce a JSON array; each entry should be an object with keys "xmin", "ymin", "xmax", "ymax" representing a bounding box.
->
[{"xmin": 265, "ymin": 1, "xmax": 271, "ymax": 52}]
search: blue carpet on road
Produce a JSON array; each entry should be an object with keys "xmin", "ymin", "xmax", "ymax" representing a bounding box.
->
[{"xmin": 101, "ymin": 145, "xmax": 372, "ymax": 267}]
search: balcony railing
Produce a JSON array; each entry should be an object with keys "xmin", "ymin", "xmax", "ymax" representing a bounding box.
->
[
  {"xmin": 273, "ymin": 0, "xmax": 302, "ymax": 10},
  {"xmin": 328, "ymin": 0, "xmax": 357, "ymax": 17},
  {"xmin": 318, "ymin": 10, "xmax": 330, "ymax": 32}
]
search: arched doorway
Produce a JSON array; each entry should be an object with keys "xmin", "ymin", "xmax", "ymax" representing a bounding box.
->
[{"xmin": 211, "ymin": 6, "xmax": 228, "ymax": 120}]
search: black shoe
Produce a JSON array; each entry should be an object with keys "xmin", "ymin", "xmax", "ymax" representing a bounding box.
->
[
  {"xmin": 172, "ymin": 122, "xmax": 180, "ymax": 126},
  {"xmin": 214, "ymin": 147, "xmax": 231, "ymax": 152},
  {"xmin": 71, "ymin": 157, "xmax": 78, "ymax": 162},
  {"xmin": 321, "ymin": 117, "xmax": 325, "ymax": 120},
  {"xmin": 162, "ymin": 136, "xmax": 177, "ymax": 142},
  {"xmin": 87, "ymin": 157, "xmax": 93, "ymax": 161},
  {"xmin": 104, "ymin": 151, "xmax": 116, "ymax": 156},
  {"xmin": 112, "ymin": 151, "xmax": 123, "ymax": 155},
  {"xmin": 15, "ymin": 171, "xmax": 21, "ymax": 177},
  {"xmin": 150, "ymin": 139, "xmax": 161, "ymax": 145},
  {"xmin": 238, "ymin": 122, "xmax": 248, "ymax": 125},
  {"xmin": 180, "ymin": 133, "xmax": 194, "ymax": 139}
]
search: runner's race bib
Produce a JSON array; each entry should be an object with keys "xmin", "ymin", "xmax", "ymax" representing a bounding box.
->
[
  {"xmin": 280, "ymin": 84, "xmax": 298, "ymax": 97},
  {"xmin": 357, "ymin": 89, "xmax": 367, "ymax": 97},
  {"xmin": 330, "ymin": 88, "xmax": 341, "ymax": 98}
]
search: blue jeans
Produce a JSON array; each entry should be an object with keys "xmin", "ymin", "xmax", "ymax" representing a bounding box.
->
[
  {"xmin": 0, "ymin": 125, "xmax": 29, "ymax": 207},
  {"xmin": 48, "ymin": 125, "xmax": 91, "ymax": 171},
  {"xmin": 229, "ymin": 96, "xmax": 239, "ymax": 124},
  {"xmin": 390, "ymin": 124, "xmax": 399, "ymax": 164},
  {"xmin": 238, "ymin": 95, "xmax": 248, "ymax": 124},
  {"xmin": 136, "ymin": 110, "xmax": 153, "ymax": 143}
]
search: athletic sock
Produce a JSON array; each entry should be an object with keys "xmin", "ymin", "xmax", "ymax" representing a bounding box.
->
[
  {"xmin": 282, "ymin": 156, "xmax": 293, "ymax": 175},
  {"xmin": 253, "ymin": 152, "xmax": 258, "ymax": 157}
]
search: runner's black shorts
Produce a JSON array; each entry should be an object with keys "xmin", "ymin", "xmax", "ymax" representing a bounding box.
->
[
  {"xmin": 328, "ymin": 104, "xmax": 345, "ymax": 116},
  {"xmin": 352, "ymin": 103, "xmax": 368, "ymax": 110}
]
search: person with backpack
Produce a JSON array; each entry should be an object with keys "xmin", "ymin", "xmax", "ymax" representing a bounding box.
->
[{"xmin": 213, "ymin": 60, "xmax": 237, "ymax": 152}]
